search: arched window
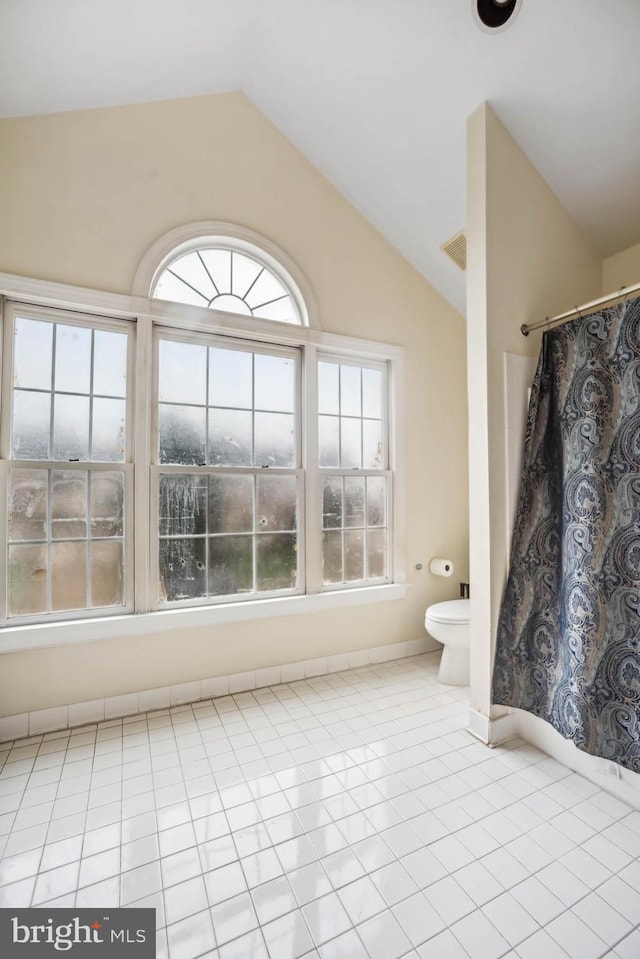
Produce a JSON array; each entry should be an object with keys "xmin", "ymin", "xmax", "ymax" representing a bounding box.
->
[{"xmin": 142, "ymin": 225, "xmax": 311, "ymax": 326}]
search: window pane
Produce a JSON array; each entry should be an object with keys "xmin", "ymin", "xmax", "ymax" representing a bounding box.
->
[
  {"xmin": 209, "ymin": 535, "xmax": 253, "ymax": 596},
  {"xmin": 208, "ymin": 408, "xmax": 252, "ymax": 466},
  {"xmin": 322, "ymin": 477, "xmax": 342, "ymax": 529},
  {"xmin": 170, "ymin": 252, "xmax": 216, "ymax": 301},
  {"xmin": 368, "ymin": 528, "xmax": 387, "ymax": 578},
  {"xmin": 159, "ymin": 538, "xmax": 207, "ymax": 602},
  {"xmin": 257, "ymin": 534, "xmax": 297, "ymax": 591},
  {"xmin": 8, "ymin": 544, "xmax": 47, "ymax": 616},
  {"xmin": 257, "ymin": 475, "xmax": 297, "ymax": 532},
  {"xmin": 159, "ymin": 405, "xmax": 206, "ymax": 465},
  {"xmin": 232, "ymin": 253, "xmax": 262, "ymax": 299},
  {"xmin": 322, "ymin": 531, "xmax": 343, "ymax": 585},
  {"xmin": 363, "ymin": 419, "xmax": 383, "ymax": 469},
  {"xmin": 14, "ymin": 318, "xmax": 52, "ymax": 391},
  {"xmin": 91, "ymin": 540, "xmax": 124, "ymax": 607},
  {"xmin": 344, "ymin": 477, "xmax": 365, "ymax": 528},
  {"xmin": 362, "ymin": 368, "xmax": 383, "ymax": 419},
  {"xmin": 209, "ymin": 347, "xmax": 252, "ymax": 409},
  {"xmin": 254, "ymin": 413, "xmax": 295, "ymax": 467},
  {"xmin": 199, "ymin": 249, "xmax": 231, "ymax": 295},
  {"xmin": 245, "ymin": 269, "xmax": 288, "ymax": 312},
  {"xmin": 318, "ymin": 362, "xmax": 339, "ymax": 415},
  {"xmin": 53, "ymin": 394, "xmax": 90, "ymax": 461},
  {"xmin": 159, "ymin": 340, "xmax": 207, "ymax": 405},
  {"xmin": 9, "ymin": 470, "xmax": 47, "ymax": 541},
  {"xmin": 366, "ymin": 477, "xmax": 386, "ymax": 527},
  {"xmin": 254, "ymin": 354, "xmax": 294, "ymax": 413},
  {"xmin": 52, "ymin": 541, "xmax": 87, "ymax": 611},
  {"xmin": 92, "ymin": 398, "xmax": 126, "ymax": 461},
  {"xmin": 255, "ymin": 299, "xmax": 297, "ymax": 324},
  {"xmin": 318, "ymin": 416, "xmax": 339, "ymax": 467},
  {"xmin": 12, "ymin": 391, "xmax": 51, "ymax": 459},
  {"xmin": 159, "ymin": 475, "xmax": 207, "ymax": 538},
  {"xmin": 209, "ymin": 475, "xmax": 253, "ymax": 534},
  {"xmin": 93, "ymin": 330, "xmax": 127, "ymax": 398},
  {"xmin": 51, "ymin": 471, "xmax": 87, "ymax": 539},
  {"xmin": 340, "ymin": 418, "xmax": 362, "ymax": 469},
  {"xmin": 91, "ymin": 472, "xmax": 125, "ymax": 538},
  {"xmin": 155, "ymin": 270, "xmax": 208, "ymax": 307},
  {"xmin": 345, "ymin": 530, "xmax": 365, "ymax": 581},
  {"xmin": 340, "ymin": 365, "xmax": 361, "ymax": 417},
  {"xmin": 55, "ymin": 325, "xmax": 91, "ymax": 395}
]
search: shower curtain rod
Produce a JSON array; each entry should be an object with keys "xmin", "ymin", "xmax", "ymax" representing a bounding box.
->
[{"xmin": 520, "ymin": 280, "xmax": 640, "ymax": 337}]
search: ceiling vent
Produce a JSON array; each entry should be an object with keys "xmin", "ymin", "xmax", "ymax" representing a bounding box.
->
[{"xmin": 441, "ymin": 230, "xmax": 467, "ymax": 271}]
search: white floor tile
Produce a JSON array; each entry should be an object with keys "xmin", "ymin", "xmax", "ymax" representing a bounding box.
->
[
  {"xmin": 301, "ymin": 891, "xmax": 351, "ymax": 945},
  {"xmin": 262, "ymin": 909, "xmax": 315, "ymax": 959},
  {"xmin": 357, "ymin": 910, "xmax": 413, "ymax": 959},
  {"xmin": 450, "ymin": 908, "xmax": 510, "ymax": 959},
  {"xmin": 482, "ymin": 892, "xmax": 538, "ymax": 947},
  {"xmin": 546, "ymin": 911, "xmax": 609, "ymax": 959}
]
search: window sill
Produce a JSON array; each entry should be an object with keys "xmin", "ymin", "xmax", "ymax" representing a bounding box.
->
[{"xmin": 0, "ymin": 584, "xmax": 409, "ymax": 653}]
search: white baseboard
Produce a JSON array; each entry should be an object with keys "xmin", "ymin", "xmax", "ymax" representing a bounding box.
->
[{"xmin": 0, "ymin": 636, "xmax": 434, "ymax": 743}]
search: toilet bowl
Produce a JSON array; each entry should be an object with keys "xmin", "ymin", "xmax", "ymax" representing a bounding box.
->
[{"xmin": 425, "ymin": 599, "xmax": 470, "ymax": 686}]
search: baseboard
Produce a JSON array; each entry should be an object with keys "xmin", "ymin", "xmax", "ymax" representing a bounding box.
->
[
  {"xmin": 467, "ymin": 708, "xmax": 518, "ymax": 746},
  {"xmin": 0, "ymin": 636, "xmax": 435, "ymax": 743}
]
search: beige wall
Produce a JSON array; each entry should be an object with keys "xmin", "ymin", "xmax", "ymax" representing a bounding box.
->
[
  {"xmin": 603, "ymin": 240, "xmax": 640, "ymax": 293},
  {"xmin": 466, "ymin": 104, "xmax": 602, "ymax": 720},
  {"xmin": 0, "ymin": 92, "xmax": 468, "ymax": 715}
]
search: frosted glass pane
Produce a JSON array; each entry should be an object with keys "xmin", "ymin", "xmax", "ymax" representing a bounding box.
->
[
  {"xmin": 52, "ymin": 541, "xmax": 87, "ymax": 611},
  {"xmin": 8, "ymin": 544, "xmax": 47, "ymax": 616},
  {"xmin": 362, "ymin": 368, "xmax": 383, "ymax": 418},
  {"xmin": 55, "ymin": 325, "xmax": 91, "ymax": 395},
  {"xmin": 91, "ymin": 540, "xmax": 124, "ymax": 607},
  {"xmin": 322, "ymin": 477, "xmax": 342, "ymax": 529},
  {"xmin": 318, "ymin": 362, "xmax": 339, "ymax": 415},
  {"xmin": 91, "ymin": 472, "xmax": 125, "ymax": 538},
  {"xmin": 345, "ymin": 529, "xmax": 365, "ymax": 581},
  {"xmin": 245, "ymin": 269, "xmax": 287, "ymax": 311},
  {"xmin": 199, "ymin": 249, "xmax": 231, "ymax": 295},
  {"xmin": 159, "ymin": 475, "xmax": 207, "ymax": 537},
  {"xmin": 254, "ymin": 412, "xmax": 295, "ymax": 467},
  {"xmin": 170, "ymin": 252, "xmax": 216, "ymax": 301},
  {"xmin": 253, "ymin": 298, "xmax": 296, "ymax": 324},
  {"xmin": 94, "ymin": 330, "xmax": 127, "ymax": 397},
  {"xmin": 257, "ymin": 533, "xmax": 297, "ymax": 591},
  {"xmin": 159, "ymin": 537, "xmax": 207, "ymax": 603},
  {"xmin": 340, "ymin": 418, "xmax": 361, "ymax": 469},
  {"xmin": 209, "ymin": 475, "xmax": 253, "ymax": 534},
  {"xmin": 254, "ymin": 354, "xmax": 295, "ymax": 413},
  {"xmin": 366, "ymin": 477, "xmax": 386, "ymax": 527},
  {"xmin": 231, "ymin": 252, "xmax": 262, "ymax": 298},
  {"xmin": 53, "ymin": 394, "xmax": 90, "ymax": 461},
  {"xmin": 9, "ymin": 470, "xmax": 47, "ymax": 541},
  {"xmin": 208, "ymin": 408, "xmax": 252, "ymax": 466},
  {"xmin": 159, "ymin": 340, "xmax": 207, "ymax": 405},
  {"xmin": 92, "ymin": 398, "xmax": 126, "ymax": 461},
  {"xmin": 209, "ymin": 535, "xmax": 253, "ymax": 596},
  {"xmin": 257, "ymin": 475, "xmax": 297, "ymax": 532},
  {"xmin": 340, "ymin": 365, "xmax": 361, "ymax": 417},
  {"xmin": 159, "ymin": 405, "xmax": 206, "ymax": 465},
  {"xmin": 14, "ymin": 318, "xmax": 52, "ymax": 390},
  {"xmin": 344, "ymin": 477, "xmax": 365, "ymax": 528},
  {"xmin": 368, "ymin": 528, "xmax": 387, "ymax": 579},
  {"xmin": 154, "ymin": 271, "xmax": 208, "ymax": 307},
  {"xmin": 318, "ymin": 416, "xmax": 339, "ymax": 467},
  {"xmin": 51, "ymin": 471, "xmax": 87, "ymax": 539},
  {"xmin": 210, "ymin": 294, "xmax": 252, "ymax": 316},
  {"xmin": 209, "ymin": 347, "xmax": 252, "ymax": 409},
  {"xmin": 12, "ymin": 391, "xmax": 51, "ymax": 459},
  {"xmin": 363, "ymin": 419, "xmax": 383, "ymax": 469},
  {"xmin": 322, "ymin": 531, "xmax": 342, "ymax": 585}
]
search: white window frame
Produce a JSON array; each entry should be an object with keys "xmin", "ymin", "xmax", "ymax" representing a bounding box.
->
[{"xmin": 0, "ymin": 272, "xmax": 407, "ymax": 653}]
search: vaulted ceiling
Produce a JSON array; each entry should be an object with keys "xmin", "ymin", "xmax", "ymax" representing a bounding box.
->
[{"xmin": 2, "ymin": 0, "xmax": 640, "ymax": 314}]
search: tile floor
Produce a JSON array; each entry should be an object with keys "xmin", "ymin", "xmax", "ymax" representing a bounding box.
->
[{"xmin": 0, "ymin": 651, "xmax": 639, "ymax": 959}]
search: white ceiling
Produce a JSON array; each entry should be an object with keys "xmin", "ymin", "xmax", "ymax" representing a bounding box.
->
[{"xmin": 2, "ymin": 0, "xmax": 640, "ymax": 314}]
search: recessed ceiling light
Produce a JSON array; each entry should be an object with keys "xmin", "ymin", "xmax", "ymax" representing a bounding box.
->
[{"xmin": 473, "ymin": 0, "xmax": 522, "ymax": 33}]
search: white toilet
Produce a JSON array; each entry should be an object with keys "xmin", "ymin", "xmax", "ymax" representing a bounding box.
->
[{"xmin": 425, "ymin": 599, "xmax": 470, "ymax": 685}]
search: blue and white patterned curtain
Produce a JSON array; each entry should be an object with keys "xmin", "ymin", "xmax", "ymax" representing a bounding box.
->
[{"xmin": 493, "ymin": 297, "xmax": 640, "ymax": 771}]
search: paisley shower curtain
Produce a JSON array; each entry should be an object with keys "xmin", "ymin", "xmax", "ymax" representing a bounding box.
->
[{"xmin": 492, "ymin": 296, "xmax": 640, "ymax": 772}]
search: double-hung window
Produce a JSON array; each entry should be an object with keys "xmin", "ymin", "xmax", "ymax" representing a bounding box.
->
[{"xmin": 0, "ymin": 232, "xmax": 403, "ymax": 638}]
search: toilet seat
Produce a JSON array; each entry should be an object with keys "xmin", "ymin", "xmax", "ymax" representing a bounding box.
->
[{"xmin": 425, "ymin": 599, "xmax": 470, "ymax": 625}]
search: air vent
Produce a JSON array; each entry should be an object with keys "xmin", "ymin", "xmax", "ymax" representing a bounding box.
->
[{"xmin": 441, "ymin": 230, "xmax": 467, "ymax": 271}]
